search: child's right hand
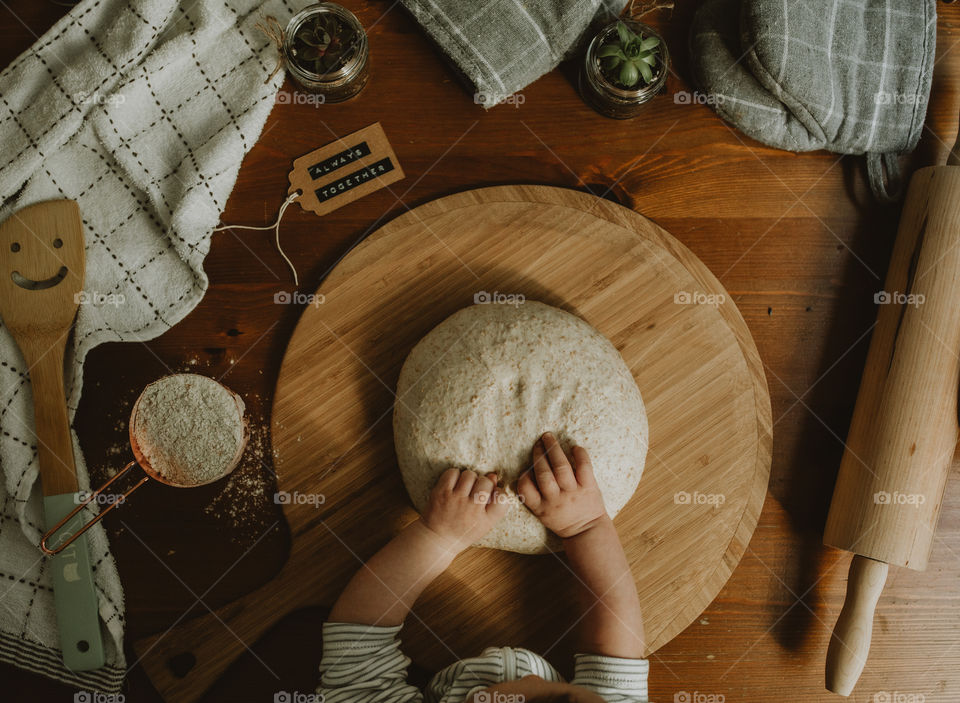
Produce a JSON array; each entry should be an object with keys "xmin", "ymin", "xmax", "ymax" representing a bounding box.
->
[
  {"xmin": 421, "ymin": 468, "xmax": 508, "ymax": 553},
  {"xmin": 517, "ymin": 432, "xmax": 609, "ymax": 539}
]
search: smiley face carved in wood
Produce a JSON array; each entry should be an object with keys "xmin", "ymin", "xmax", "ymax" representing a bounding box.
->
[
  {"xmin": 0, "ymin": 201, "xmax": 86, "ymax": 331},
  {"xmin": 6, "ymin": 234, "xmax": 70, "ymax": 290}
]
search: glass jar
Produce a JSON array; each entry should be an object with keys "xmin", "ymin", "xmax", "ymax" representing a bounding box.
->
[
  {"xmin": 579, "ymin": 20, "xmax": 669, "ymax": 119},
  {"xmin": 283, "ymin": 3, "xmax": 369, "ymax": 103}
]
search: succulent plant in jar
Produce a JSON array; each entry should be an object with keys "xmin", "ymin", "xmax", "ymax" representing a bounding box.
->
[
  {"xmin": 579, "ymin": 19, "xmax": 669, "ymax": 119},
  {"xmin": 283, "ymin": 3, "xmax": 369, "ymax": 103},
  {"xmin": 599, "ymin": 21, "xmax": 662, "ymax": 88}
]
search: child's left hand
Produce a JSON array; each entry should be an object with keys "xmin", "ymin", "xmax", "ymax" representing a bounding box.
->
[{"xmin": 421, "ymin": 468, "xmax": 508, "ymax": 553}]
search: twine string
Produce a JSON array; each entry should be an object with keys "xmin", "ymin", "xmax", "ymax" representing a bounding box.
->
[
  {"xmin": 256, "ymin": 15, "xmax": 286, "ymax": 84},
  {"xmin": 213, "ymin": 190, "xmax": 303, "ymax": 285}
]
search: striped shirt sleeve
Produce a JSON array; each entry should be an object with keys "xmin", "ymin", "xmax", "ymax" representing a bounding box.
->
[
  {"xmin": 570, "ymin": 653, "xmax": 649, "ymax": 702},
  {"xmin": 317, "ymin": 622, "xmax": 423, "ymax": 703}
]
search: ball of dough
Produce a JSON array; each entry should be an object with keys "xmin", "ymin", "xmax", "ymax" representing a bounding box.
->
[{"xmin": 393, "ymin": 300, "xmax": 648, "ymax": 554}]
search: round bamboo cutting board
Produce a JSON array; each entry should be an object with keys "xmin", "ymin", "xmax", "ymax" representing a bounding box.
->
[{"xmin": 135, "ymin": 185, "xmax": 772, "ymax": 703}]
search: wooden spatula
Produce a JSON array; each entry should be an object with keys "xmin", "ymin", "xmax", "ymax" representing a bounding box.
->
[{"xmin": 0, "ymin": 200, "xmax": 105, "ymax": 671}]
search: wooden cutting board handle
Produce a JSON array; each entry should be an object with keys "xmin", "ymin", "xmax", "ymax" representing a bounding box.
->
[
  {"xmin": 825, "ymin": 555, "xmax": 888, "ymax": 696},
  {"xmin": 135, "ymin": 562, "xmax": 316, "ymax": 702}
]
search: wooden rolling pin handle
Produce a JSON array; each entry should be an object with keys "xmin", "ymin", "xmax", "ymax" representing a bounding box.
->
[{"xmin": 826, "ymin": 555, "xmax": 889, "ymax": 696}]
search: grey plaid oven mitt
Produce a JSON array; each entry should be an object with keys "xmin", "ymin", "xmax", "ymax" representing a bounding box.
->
[
  {"xmin": 690, "ymin": 0, "xmax": 936, "ymax": 200},
  {"xmin": 402, "ymin": 0, "xmax": 627, "ymax": 106}
]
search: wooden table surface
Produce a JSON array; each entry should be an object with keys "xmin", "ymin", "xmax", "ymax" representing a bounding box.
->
[{"xmin": 3, "ymin": 1, "xmax": 960, "ymax": 702}]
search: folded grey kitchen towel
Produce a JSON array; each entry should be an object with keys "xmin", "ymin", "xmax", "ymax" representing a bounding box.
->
[
  {"xmin": 0, "ymin": 0, "xmax": 292, "ymax": 692},
  {"xmin": 402, "ymin": 0, "xmax": 629, "ymax": 106},
  {"xmin": 690, "ymin": 0, "xmax": 936, "ymax": 200}
]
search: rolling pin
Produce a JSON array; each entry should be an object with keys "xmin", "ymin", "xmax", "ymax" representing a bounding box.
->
[{"xmin": 822, "ymin": 121, "xmax": 960, "ymax": 695}]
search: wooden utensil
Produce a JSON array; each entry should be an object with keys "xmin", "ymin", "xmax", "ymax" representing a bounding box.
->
[
  {"xmin": 0, "ymin": 200, "xmax": 104, "ymax": 670},
  {"xmin": 823, "ymin": 127, "xmax": 960, "ymax": 695},
  {"xmin": 134, "ymin": 185, "xmax": 772, "ymax": 702}
]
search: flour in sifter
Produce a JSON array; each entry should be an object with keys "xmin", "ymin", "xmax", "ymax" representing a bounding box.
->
[{"xmin": 131, "ymin": 374, "xmax": 247, "ymax": 487}]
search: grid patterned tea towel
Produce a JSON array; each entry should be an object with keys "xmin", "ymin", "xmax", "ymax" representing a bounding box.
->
[
  {"xmin": 690, "ymin": 0, "xmax": 936, "ymax": 200},
  {"xmin": 402, "ymin": 0, "xmax": 628, "ymax": 106},
  {"xmin": 0, "ymin": 0, "xmax": 293, "ymax": 692}
]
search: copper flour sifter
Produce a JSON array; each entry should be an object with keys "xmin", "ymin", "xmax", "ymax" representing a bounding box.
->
[{"xmin": 41, "ymin": 373, "xmax": 248, "ymax": 555}]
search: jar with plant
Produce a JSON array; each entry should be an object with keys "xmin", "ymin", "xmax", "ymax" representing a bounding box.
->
[
  {"xmin": 282, "ymin": 2, "xmax": 369, "ymax": 103},
  {"xmin": 579, "ymin": 19, "xmax": 669, "ymax": 119}
]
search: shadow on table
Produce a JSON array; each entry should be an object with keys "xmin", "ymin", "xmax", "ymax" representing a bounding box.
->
[{"xmin": 769, "ymin": 156, "xmax": 900, "ymax": 653}]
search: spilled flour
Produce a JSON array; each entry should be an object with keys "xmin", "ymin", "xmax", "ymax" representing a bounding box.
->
[
  {"xmin": 132, "ymin": 374, "xmax": 247, "ymax": 486},
  {"xmin": 203, "ymin": 415, "xmax": 277, "ymax": 538},
  {"xmin": 90, "ymin": 359, "xmax": 278, "ymax": 546}
]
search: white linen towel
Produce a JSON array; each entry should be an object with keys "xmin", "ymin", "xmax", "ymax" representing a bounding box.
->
[{"xmin": 0, "ymin": 0, "xmax": 294, "ymax": 692}]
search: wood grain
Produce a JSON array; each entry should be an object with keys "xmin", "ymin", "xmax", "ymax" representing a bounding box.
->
[
  {"xmin": 826, "ymin": 555, "xmax": 889, "ymax": 696},
  {"xmin": 1, "ymin": 1, "xmax": 959, "ymax": 702},
  {"xmin": 821, "ymin": 163, "xmax": 960, "ymax": 696},
  {"xmin": 824, "ymin": 166, "xmax": 960, "ymax": 571},
  {"xmin": 132, "ymin": 184, "xmax": 772, "ymax": 702},
  {"xmin": 0, "ymin": 200, "xmax": 85, "ymax": 496}
]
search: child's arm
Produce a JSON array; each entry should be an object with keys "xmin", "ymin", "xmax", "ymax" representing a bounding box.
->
[
  {"xmin": 329, "ymin": 468, "xmax": 507, "ymax": 625},
  {"xmin": 564, "ymin": 515, "xmax": 645, "ymax": 658},
  {"xmin": 318, "ymin": 469, "xmax": 507, "ymax": 703},
  {"xmin": 518, "ymin": 433, "xmax": 646, "ymax": 658}
]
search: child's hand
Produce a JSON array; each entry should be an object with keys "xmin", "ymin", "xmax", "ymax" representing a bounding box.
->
[
  {"xmin": 517, "ymin": 433, "xmax": 608, "ymax": 539},
  {"xmin": 421, "ymin": 468, "xmax": 508, "ymax": 553}
]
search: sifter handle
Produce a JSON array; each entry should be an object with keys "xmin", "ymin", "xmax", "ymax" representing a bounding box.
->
[
  {"xmin": 825, "ymin": 555, "xmax": 888, "ymax": 696},
  {"xmin": 41, "ymin": 461, "xmax": 148, "ymax": 555}
]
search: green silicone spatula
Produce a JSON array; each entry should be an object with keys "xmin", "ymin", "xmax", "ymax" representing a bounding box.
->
[{"xmin": 0, "ymin": 200, "xmax": 105, "ymax": 670}]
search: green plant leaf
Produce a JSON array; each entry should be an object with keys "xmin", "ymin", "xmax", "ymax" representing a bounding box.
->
[
  {"xmin": 602, "ymin": 56, "xmax": 622, "ymax": 70},
  {"xmin": 638, "ymin": 60, "xmax": 653, "ymax": 84},
  {"xmin": 317, "ymin": 15, "xmax": 339, "ymax": 34},
  {"xmin": 597, "ymin": 44, "xmax": 621, "ymax": 58},
  {"xmin": 616, "ymin": 21, "xmax": 631, "ymax": 46},
  {"xmin": 640, "ymin": 36, "xmax": 660, "ymax": 50},
  {"xmin": 642, "ymin": 54, "xmax": 657, "ymax": 65},
  {"xmin": 619, "ymin": 61, "xmax": 639, "ymax": 87}
]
